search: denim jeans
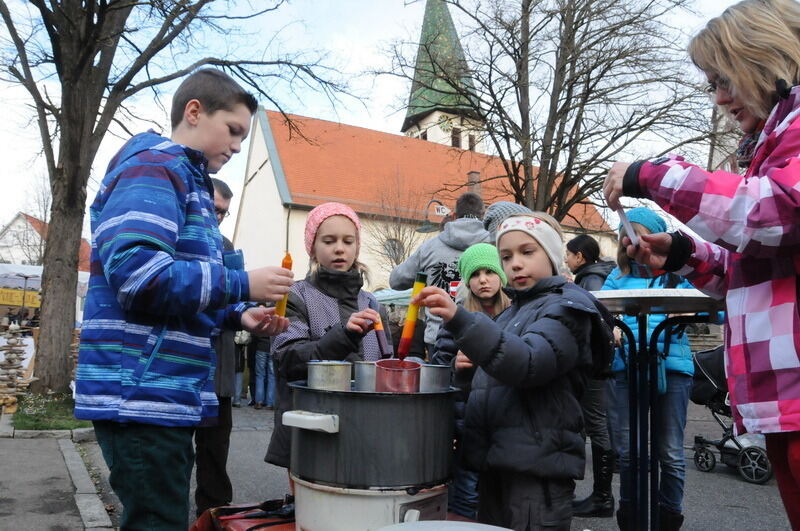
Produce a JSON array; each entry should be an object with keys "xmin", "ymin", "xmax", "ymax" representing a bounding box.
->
[
  {"xmin": 610, "ymin": 371, "xmax": 692, "ymax": 513},
  {"xmin": 449, "ymin": 466, "xmax": 479, "ymax": 519},
  {"xmin": 255, "ymin": 350, "xmax": 276, "ymax": 407},
  {"xmin": 233, "ymin": 371, "xmax": 244, "ymax": 406}
]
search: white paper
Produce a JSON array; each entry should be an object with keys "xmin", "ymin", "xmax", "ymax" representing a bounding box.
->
[{"xmin": 617, "ymin": 209, "xmax": 640, "ymax": 247}]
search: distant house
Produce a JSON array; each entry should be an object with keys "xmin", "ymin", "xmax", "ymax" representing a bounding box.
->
[{"xmin": 0, "ymin": 212, "xmax": 90, "ymax": 271}]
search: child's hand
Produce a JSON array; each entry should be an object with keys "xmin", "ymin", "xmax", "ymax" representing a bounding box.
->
[
  {"xmin": 454, "ymin": 351, "xmax": 474, "ymax": 371},
  {"xmin": 346, "ymin": 308, "xmax": 381, "ymax": 335},
  {"xmin": 413, "ymin": 286, "xmax": 457, "ymax": 322},
  {"xmin": 242, "ymin": 307, "xmax": 290, "ymax": 336},
  {"xmin": 247, "ymin": 266, "xmax": 294, "ymax": 303}
]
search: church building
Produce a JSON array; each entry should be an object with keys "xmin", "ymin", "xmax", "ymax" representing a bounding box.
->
[{"xmin": 232, "ymin": 0, "xmax": 613, "ymax": 289}]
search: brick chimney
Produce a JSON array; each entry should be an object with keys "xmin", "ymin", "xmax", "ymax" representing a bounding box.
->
[{"xmin": 467, "ymin": 171, "xmax": 481, "ymax": 196}]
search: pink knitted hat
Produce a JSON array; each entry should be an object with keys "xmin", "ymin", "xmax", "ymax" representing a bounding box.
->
[{"xmin": 304, "ymin": 202, "xmax": 362, "ymax": 255}]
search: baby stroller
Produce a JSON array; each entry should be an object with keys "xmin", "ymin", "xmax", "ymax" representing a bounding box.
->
[{"xmin": 690, "ymin": 346, "xmax": 772, "ymax": 484}]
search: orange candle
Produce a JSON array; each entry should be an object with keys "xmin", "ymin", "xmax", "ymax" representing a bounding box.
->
[
  {"xmin": 396, "ymin": 272, "xmax": 427, "ymax": 360},
  {"xmin": 274, "ymin": 252, "xmax": 292, "ymax": 317},
  {"xmin": 373, "ymin": 315, "xmax": 392, "ymax": 358}
]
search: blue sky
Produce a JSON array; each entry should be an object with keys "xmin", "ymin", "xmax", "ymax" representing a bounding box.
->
[{"xmin": 0, "ymin": 0, "xmax": 738, "ymax": 239}]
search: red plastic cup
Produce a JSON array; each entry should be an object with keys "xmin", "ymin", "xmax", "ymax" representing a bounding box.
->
[{"xmin": 375, "ymin": 359, "xmax": 421, "ymax": 393}]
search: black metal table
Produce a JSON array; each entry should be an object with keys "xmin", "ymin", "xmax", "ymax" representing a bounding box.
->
[{"xmin": 592, "ymin": 289, "xmax": 724, "ymax": 530}]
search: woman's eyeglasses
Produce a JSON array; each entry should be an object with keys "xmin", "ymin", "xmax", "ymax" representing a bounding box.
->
[
  {"xmin": 215, "ymin": 208, "xmax": 230, "ymax": 219},
  {"xmin": 704, "ymin": 76, "xmax": 731, "ymax": 95}
]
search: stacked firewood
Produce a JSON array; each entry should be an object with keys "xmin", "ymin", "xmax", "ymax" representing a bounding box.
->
[{"xmin": 0, "ymin": 324, "xmax": 32, "ymax": 413}]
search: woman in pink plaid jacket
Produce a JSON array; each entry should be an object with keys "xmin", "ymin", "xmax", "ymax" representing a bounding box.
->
[{"xmin": 603, "ymin": 0, "xmax": 800, "ymax": 527}]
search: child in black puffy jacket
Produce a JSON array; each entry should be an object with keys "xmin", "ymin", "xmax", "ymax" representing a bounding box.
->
[{"xmin": 416, "ymin": 214, "xmax": 605, "ymax": 530}]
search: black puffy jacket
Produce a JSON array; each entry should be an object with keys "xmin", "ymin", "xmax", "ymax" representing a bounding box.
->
[{"xmin": 443, "ymin": 276, "xmax": 596, "ymax": 479}]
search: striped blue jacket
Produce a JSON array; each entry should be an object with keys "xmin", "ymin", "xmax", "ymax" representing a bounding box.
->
[{"xmin": 75, "ymin": 131, "xmax": 250, "ymax": 427}]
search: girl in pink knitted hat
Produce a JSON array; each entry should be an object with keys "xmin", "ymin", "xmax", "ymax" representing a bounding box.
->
[{"xmin": 265, "ymin": 202, "xmax": 392, "ymax": 473}]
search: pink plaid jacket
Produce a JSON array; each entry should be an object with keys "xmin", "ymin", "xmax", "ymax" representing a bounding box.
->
[{"xmin": 634, "ymin": 86, "xmax": 800, "ymax": 435}]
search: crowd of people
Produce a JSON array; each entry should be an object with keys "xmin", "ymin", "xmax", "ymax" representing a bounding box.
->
[{"xmin": 73, "ymin": 0, "xmax": 800, "ymax": 529}]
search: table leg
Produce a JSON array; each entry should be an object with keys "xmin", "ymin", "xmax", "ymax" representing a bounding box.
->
[
  {"xmin": 627, "ymin": 321, "xmax": 639, "ymax": 530},
  {"xmin": 637, "ymin": 315, "xmax": 649, "ymax": 530},
  {"xmin": 650, "ymin": 335, "xmax": 660, "ymax": 530}
]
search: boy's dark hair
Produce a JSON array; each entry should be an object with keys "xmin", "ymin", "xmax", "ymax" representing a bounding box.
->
[
  {"xmin": 566, "ymin": 234, "xmax": 600, "ymax": 264},
  {"xmin": 455, "ymin": 192, "xmax": 484, "ymax": 219},
  {"xmin": 171, "ymin": 69, "xmax": 258, "ymax": 130},
  {"xmin": 211, "ymin": 177, "xmax": 233, "ymax": 200}
]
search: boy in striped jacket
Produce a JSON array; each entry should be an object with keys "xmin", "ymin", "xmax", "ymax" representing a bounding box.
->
[{"xmin": 75, "ymin": 69, "xmax": 292, "ymax": 530}]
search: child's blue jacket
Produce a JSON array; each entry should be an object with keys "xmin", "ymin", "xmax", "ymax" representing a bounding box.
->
[
  {"xmin": 600, "ymin": 267, "xmax": 694, "ymax": 376},
  {"xmin": 74, "ymin": 131, "xmax": 250, "ymax": 427}
]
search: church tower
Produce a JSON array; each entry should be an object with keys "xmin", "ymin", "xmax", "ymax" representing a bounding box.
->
[{"xmin": 402, "ymin": 0, "xmax": 485, "ymax": 152}]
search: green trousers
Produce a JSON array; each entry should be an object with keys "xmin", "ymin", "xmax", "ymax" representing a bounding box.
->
[{"xmin": 94, "ymin": 420, "xmax": 195, "ymax": 530}]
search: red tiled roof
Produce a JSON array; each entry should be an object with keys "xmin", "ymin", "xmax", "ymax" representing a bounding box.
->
[
  {"xmin": 20, "ymin": 213, "xmax": 91, "ymax": 272},
  {"xmin": 264, "ymin": 111, "xmax": 609, "ymax": 232}
]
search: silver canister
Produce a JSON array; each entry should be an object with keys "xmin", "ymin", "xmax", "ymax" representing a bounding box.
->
[
  {"xmin": 419, "ymin": 363, "xmax": 451, "ymax": 392},
  {"xmin": 307, "ymin": 361, "xmax": 352, "ymax": 391},
  {"xmin": 354, "ymin": 361, "xmax": 377, "ymax": 392}
]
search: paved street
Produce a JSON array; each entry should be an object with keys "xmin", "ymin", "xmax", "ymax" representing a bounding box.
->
[{"xmin": 80, "ymin": 400, "xmax": 791, "ymax": 530}]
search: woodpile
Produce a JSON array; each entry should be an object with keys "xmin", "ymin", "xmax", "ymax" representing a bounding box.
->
[{"xmin": 0, "ymin": 324, "xmax": 33, "ymax": 413}]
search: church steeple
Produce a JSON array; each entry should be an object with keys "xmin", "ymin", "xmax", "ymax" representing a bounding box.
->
[{"xmin": 402, "ymin": 0, "xmax": 483, "ymax": 150}]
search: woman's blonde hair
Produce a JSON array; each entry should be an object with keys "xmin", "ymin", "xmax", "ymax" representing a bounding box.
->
[
  {"xmin": 458, "ymin": 278, "xmax": 511, "ymax": 316},
  {"xmin": 616, "ymin": 223, "xmax": 650, "ymax": 277},
  {"xmin": 689, "ymin": 0, "xmax": 800, "ymax": 119}
]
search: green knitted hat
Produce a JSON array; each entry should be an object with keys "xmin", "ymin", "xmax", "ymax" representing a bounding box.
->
[{"xmin": 458, "ymin": 243, "xmax": 507, "ymax": 286}]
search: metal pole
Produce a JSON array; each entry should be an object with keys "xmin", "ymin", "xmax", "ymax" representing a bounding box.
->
[
  {"xmin": 20, "ymin": 275, "xmax": 29, "ymax": 325},
  {"xmin": 637, "ymin": 314, "xmax": 649, "ymax": 530}
]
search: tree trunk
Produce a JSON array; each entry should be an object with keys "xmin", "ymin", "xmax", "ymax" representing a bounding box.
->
[
  {"xmin": 519, "ymin": 0, "xmax": 533, "ymax": 208},
  {"xmin": 32, "ymin": 166, "xmax": 87, "ymax": 393}
]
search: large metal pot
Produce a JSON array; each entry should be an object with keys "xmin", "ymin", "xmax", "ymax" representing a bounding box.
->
[{"xmin": 285, "ymin": 382, "xmax": 456, "ymax": 489}]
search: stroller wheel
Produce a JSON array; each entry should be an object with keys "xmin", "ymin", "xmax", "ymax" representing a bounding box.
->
[
  {"xmin": 737, "ymin": 446, "xmax": 772, "ymax": 484},
  {"xmin": 693, "ymin": 446, "xmax": 716, "ymax": 472}
]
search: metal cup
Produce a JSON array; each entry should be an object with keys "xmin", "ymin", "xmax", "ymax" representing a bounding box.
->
[
  {"xmin": 307, "ymin": 361, "xmax": 352, "ymax": 391},
  {"xmin": 419, "ymin": 363, "xmax": 451, "ymax": 392},
  {"xmin": 354, "ymin": 361, "xmax": 376, "ymax": 392},
  {"xmin": 375, "ymin": 359, "xmax": 421, "ymax": 393}
]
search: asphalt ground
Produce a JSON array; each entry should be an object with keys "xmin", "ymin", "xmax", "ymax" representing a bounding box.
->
[{"xmin": 78, "ymin": 401, "xmax": 791, "ymax": 530}]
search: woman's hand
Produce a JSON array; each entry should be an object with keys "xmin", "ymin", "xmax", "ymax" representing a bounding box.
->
[
  {"xmin": 625, "ymin": 232, "xmax": 673, "ymax": 270},
  {"xmin": 413, "ymin": 286, "xmax": 457, "ymax": 322},
  {"xmin": 241, "ymin": 307, "xmax": 290, "ymax": 336},
  {"xmin": 613, "ymin": 326, "xmax": 622, "ymax": 346},
  {"xmin": 454, "ymin": 351, "xmax": 474, "ymax": 371},
  {"xmin": 603, "ymin": 162, "xmax": 631, "ymax": 211},
  {"xmin": 346, "ymin": 308, "xmax": 381, "ymax": 335}
]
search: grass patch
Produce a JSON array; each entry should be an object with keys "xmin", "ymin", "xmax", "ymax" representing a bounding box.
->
[{"xmin": 12, "ymin": 393, "xmax": 92, "ymax": 431}]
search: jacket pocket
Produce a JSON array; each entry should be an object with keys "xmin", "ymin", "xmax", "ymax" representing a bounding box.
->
[{"xmin": 130, "ymin": 325, "xmax": 166, "ymax": 386}]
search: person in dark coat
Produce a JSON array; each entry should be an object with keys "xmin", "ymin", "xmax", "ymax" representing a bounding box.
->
[
  {"xmin": 566, "ymin": 234, "xmax": 616, "ymax": 292},
  {"xmin": 565, "ymin": 233, "xmax": 617, "ymax": 518},
  {"xmin": 415, "ymin": 214, "xmax": 600, "ymax": 530}
]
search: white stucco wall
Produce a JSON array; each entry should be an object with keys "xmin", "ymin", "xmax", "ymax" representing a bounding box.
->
[{"xmin": 404, "ymin": 110, "xmax": 486, "ymax": 153}]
